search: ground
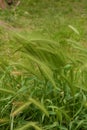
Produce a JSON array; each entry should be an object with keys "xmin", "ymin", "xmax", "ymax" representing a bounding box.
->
[{"xmin": 0, "ymin": 0, "xmax": 87, "ymax": 42}]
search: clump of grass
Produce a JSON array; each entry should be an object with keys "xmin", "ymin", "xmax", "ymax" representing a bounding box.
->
[
  {"xmin": 1, "ymin": 0, "xmax": 87, "ymax": 130},
  {"xmin": 0, "ymin": 30, "xmax": 86, "ymax": 130}
]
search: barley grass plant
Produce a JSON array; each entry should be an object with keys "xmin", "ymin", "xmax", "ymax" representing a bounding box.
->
[
  {"xmin": 3, "ymin": 30, "xmax": 86, "ymax": 130},
  {"xmin": 1, "ymin": 0, "xmax": 87, "ymax": 130}
]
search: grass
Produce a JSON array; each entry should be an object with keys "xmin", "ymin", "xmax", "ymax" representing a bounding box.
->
[{"xmin": 0, "ymin": 0, "xmax": 87, "ymax": 130}]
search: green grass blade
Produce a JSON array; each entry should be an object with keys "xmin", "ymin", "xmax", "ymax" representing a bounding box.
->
[
  {"xmin": 15, "ymin": 122, "xmax": 43, "ymax": 130},
  {"xmin": 0, "ymin": 88, "xmax": 15, "ymax": 95},
  {"xmin": 29, "ymin": 98, "xmax": 49, "ymax": 117}
]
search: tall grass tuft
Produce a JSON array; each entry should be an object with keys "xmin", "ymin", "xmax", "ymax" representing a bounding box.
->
[{"xmin": 1, "ymin": 13, "xmax": 87, "ymax": 130}]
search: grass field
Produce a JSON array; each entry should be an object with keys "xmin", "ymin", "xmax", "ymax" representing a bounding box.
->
[{"xmin": 0, "ymin": 0, "xmax": 87, "ymax": 130}]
